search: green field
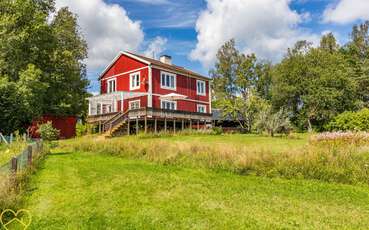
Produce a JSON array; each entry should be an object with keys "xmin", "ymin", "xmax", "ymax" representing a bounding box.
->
[{"xmin": 21, "ymin": 134, "xmax": 369, "ymax": 229}]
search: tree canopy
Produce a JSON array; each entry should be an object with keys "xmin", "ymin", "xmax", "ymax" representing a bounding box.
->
[
  {"xmin": 211, "ymin": 22, "xmax": 369, "ymax": 132},
  {"xmin": 0, "ymin": 0, "xmax": 88, "ymax": 134}
]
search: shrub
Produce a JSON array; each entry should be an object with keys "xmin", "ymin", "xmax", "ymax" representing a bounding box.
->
[
  {"xmin": 38, "ymin": 122, "xmax": 60, "ymax": 141},
  {"xmin": 255, "ymin": 107, "xmax": 292, "ymax": 136},
  {"xmin": 212, "ymin": 127, "xmax": 223, "ymax": 135},
  {"xmin": 326, "ymin": 108, "xmax": 369, "ymax": 131},
  {"xmin": 76, "ymin": 123, "xmax": 94, "ymax": 137}
]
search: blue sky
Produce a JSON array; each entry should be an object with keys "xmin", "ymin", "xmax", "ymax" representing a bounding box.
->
[{"xmin": 55, "ymin": 0, "xmax": 369, "ymax": 93}]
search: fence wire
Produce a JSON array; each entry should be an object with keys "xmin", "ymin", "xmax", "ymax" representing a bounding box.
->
[{"xmin": 0, "ymin": 141, "xmax": 43, "ymax": 174}]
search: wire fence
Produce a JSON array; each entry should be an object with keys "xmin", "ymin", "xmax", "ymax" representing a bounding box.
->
[{"xmin": 0, "ymin": 140, "xmax": 43, "ymax": 174}]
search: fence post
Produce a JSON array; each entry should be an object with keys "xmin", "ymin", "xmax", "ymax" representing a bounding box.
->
[
  {"xmin": 28, "ymin": 145, "xmax": 33, "ymax": 166},
  {"xmin": 11, "ymin": 157, "xmax": 18, "ymax": 173}
]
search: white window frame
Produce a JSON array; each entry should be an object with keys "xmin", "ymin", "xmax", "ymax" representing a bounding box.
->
[
  {"xmin": 196, "ymin": 80, "xmax": 206, "ymax": 96},
  {"xmin": 161, "ymin": 100, "xmax": 177, "ymax": 110},
  {"xmin": 130, "ymin": 72, "xmax": 140, "ymax": 90},
  {"xmin": 197, "ymin": 104, "xmax": 207, "ymax": 113},
  {"xmin": 129, "ymin": 100, "xmax": 140, "ymax": 110},
  {"xmin": 107, "ymin": 78, "xmax": 116, "ymax": 93},
  {"xmin": 160, "ymin": 71, "xmax": 176, "ymax": 90}
]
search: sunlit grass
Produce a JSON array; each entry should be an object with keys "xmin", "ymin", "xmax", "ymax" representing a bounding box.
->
[
  {"xmin": 58, "ymin": 133, "xmax": 369, "ymax": 185},
  {"xmin": 24, "ymin": 151, "xmax": 369, "ymax": 229}
]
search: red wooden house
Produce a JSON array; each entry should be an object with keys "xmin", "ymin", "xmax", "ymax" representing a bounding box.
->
[{"xmin": 87, "ymin": 51, "xmax": 212, "ymax": 136}]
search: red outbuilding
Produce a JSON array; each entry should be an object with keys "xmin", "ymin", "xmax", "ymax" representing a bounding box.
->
[{"xmin": 29, "ymin": 115, "xmax": 77, "ymax": 139}]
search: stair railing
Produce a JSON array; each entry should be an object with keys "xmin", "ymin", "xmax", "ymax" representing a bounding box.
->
[{"xmin": 103, "ymin": 110, "xmax": 129, "ymax": 133}]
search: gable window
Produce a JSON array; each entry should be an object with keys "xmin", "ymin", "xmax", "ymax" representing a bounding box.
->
[
  {"xmin": 197, "ymin": 104, "xmax": 206, "ymax": 113},
  {"xmin": 107, "ymin": 78, "xmax": 116, "ymax": 93},
  {"xmin": 197, "ymin": 80, "xmax": 206, "ymax": 96},
  {"xmin": 130, "ymin": 72, "xmax": 140, "ymax": 90},
  {"xmin": 129, "ymin": 100, "xmax": 140, "ymax": 110},
  {"xmin": 160, "ymin": 71, "xmax": 176, "ymax": 90},
  {"xmin": 161, "ymin": 100, "xmax": 177, "ymax": 110}
]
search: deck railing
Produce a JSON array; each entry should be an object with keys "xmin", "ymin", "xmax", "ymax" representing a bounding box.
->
[{"xmin": 87, "ymin": 107, "xmax": 212, "ymax": 124}]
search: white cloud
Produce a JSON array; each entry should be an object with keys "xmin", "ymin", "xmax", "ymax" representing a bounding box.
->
[
  {"xmin": 143, "ymin": 36, "xmax": 168, "ymax": 59},
  {"xmin": 55, "ymin": 0, "xmax": 144, "ymax": 70},
  {"xmin": 133, "ymin": 0, "xmax": 170, "ymax": 5},
  {"xmin": 190, "ymin": 0, "xmax": 319, "ymax": 67},
  {"xmin": 323, "ymin": 0, "xmax": 369, "ymax": 24}
]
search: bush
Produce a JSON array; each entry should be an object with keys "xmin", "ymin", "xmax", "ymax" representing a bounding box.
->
[
  {"xmin": 212, "ymin": 127, "xmax": 223, "ymax": 135},
  {"xmin": 76, "ymin": 123, "xmax": 93, "ymax": 137},
  {"xmin": 38, "ymin": 122, "xmax": 60, "ymax": 141},
  {"xmin": 326, "ymin": 108, "xmax": 369, "ymax": 131}
]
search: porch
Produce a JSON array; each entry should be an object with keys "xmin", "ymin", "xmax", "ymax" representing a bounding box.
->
[{"xmin": 87, "ymin": 107, "xmax": 212, "ymax": 136}]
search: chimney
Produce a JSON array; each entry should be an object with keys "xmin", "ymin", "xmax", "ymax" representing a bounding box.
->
[{"xmin": 159, "ymin": 55, "xmax": 172, "ymax": 65}]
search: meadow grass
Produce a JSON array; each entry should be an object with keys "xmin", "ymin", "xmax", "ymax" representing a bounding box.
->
[
  {"xmin": 0, "ymin": 141, "xmax": 27, "ymax": 166},
  {"xmin": 24, "ymin": 150, "xmax": 369, "ymax": 229},
  {"xmin": 58, "ymin": 133, "xmax": 369, "ymax": 185}
]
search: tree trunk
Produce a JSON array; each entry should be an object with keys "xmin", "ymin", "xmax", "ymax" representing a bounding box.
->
[{"xmin": 307, "ymin": 118, "xmax": 313, "ymax": 133}]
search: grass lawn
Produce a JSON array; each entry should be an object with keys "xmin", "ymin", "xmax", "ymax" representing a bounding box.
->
[{"xmin": 24, "ymin": 148, "xmax": 369, "ymax": 229}]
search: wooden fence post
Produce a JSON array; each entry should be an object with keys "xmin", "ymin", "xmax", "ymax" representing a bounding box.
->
[
  {"xmin": 11, "ymin": 157, "xmax": 17, "ymax": 173},
  {"xmin": 28, "ymin": 147, "xmax": 33, "ymax": 166}
]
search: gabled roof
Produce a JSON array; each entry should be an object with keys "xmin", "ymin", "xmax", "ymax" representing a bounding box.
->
[{"xmin": 99, "ymin": 51, "xmax": 210, "ymax": 80}]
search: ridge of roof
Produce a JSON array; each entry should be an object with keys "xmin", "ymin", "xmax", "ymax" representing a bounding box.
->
[{"xmin": 99, "ymin": 51, "xmax": 210, "ymax": 80}]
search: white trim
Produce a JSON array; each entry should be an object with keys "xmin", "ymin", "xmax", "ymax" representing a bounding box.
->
[
  {"xmin": 160, "ymin": 71, "xmax": 176, "ymax": 90},
  {"xmin": 102, "ymin": 66, "xmax": 148, "ymax": 81},
  {"xmin": 196, "ymin": 80, "xmax": 206, "ymax": 96},
  {"xmin": 107, "ymin": 78, "xmax": 116, "ymax": 93},
  {"xmin": 197, "ymin": 104, "xmax": 207, "ymax": 113},
  {"xmin": 122, "ymin": 51, "xmax": 151, "ymax": 65},
  {"xmin": 148, "ymin": 64, "xmax": 153, "ymax": 107},
  {"xmin": 129, "ymin": 72, "xmax": 140, "ymax": 90},
  {"xmin": 129, "ymin": 100, "xmax": 141, "ymax": 110},
  {"xmin": 160, "ymin": 99, "xmax": 177, "ymax": 110},
  {"xmin": 152, "ymin": 93, "xmax": 210, "ymax": 104},
  {"xmin": 209, "ymin": 81, "xmax": 212, "ymax": 113},
  {"xmin": 99, "ymin": 51, "xmax": 150, "ymax": 79}
]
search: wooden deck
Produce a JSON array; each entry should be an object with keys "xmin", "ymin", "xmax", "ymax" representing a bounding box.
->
[{"xmin": 87, "ymin": 108, "xmax": 212, "ymax": 124}]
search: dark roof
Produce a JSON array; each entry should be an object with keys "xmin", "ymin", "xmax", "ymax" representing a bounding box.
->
[{"xmin": 125, "ymin": 52, "xmax": 210, "ymax": 80}]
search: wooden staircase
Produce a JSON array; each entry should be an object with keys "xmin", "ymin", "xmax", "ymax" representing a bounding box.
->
[{"xmin": 102, "ymin": 111, "xmax": 129, "ymax": 138}]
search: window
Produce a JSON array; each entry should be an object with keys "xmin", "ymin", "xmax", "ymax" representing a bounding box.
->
[
  {"xmin": 161, "ymin": 100, "xmax": 177, "ymax": 110},
  {"xmin": 129, "ymin": 100, "xmax": 140, "ymax": 110},
  {"xmin": 107, "ymin": 78, "xmax": 116, "ymax": 93},
  {"xmin": 130, "ymin": 72, "xmax": 140, "ymax": 90},
  {"xmin": 197, "ymin": 104, "xmax": 206, "ymax": 113},
  {"xmin": 160, "ymin": 71, "xmax": 176, "ymax": 90},
  {"xmin": 197, "ymin": 80, "xmax": 206, "ymax": 96}
]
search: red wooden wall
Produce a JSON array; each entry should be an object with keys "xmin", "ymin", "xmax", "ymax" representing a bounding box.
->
[
  {"xmin": 99, "ymin": 54, "xmax": 210, "ymax": 113},
  {"xmin": 29, "ymin": 115, "xmax": 77, "ymax": 139}
]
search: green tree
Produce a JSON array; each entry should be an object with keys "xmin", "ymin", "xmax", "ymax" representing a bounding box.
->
[
  {"xmin": 210, "ymin": 39, "xmax": 271, "ymax": 132},
  {"xmin": 341, "ymin": 21, "xmax": 369, "ymax": 106},
  {"xmin": 0, "ymin": 1, "xmax": 88, "ymax": 134},
  {"xmin": 272, "ymin": 37, "xmax": 358, "ymax": 131},
  {"xmin": 46, "ymin": 7, "xmax": 89, "ymax": 116}
]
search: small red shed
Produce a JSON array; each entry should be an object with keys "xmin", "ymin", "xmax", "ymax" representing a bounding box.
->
[{"xmin": 29, "ymin": 115, "xmax": 78, "ymax": 139}]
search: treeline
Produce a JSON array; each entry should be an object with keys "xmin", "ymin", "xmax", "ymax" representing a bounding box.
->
[
  {"xmin": 0, "ymin": 0, "xmax": 88, "ymax": 134},
  {"xmin": 212, "ymin": 22, "xmax": 369, "ymax": 132}
]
